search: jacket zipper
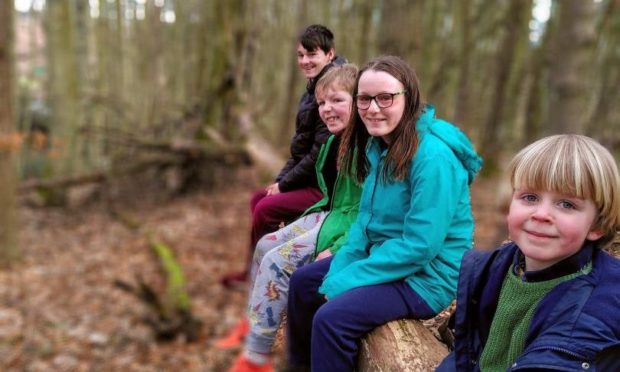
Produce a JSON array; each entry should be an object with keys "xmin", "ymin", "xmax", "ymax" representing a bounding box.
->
[
  {"xmin": 363, "ymin": 150, "xmax": 382, "ymax": 255},
  {"xmin": 313, "ymin": 137, "xmax": 338, "ymax": 259},
  {"xmin": 312, "ymin": 173, "xmax": 339, "ymax": 259},
  {"xmin": 511, "ymin": 346, "xmax": 589, "ymax": 370}
]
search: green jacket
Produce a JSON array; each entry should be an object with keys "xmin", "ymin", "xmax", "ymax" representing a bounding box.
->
[{"xmin": 304, "ymin": 134, "xmax": 363, "ymax": 256}]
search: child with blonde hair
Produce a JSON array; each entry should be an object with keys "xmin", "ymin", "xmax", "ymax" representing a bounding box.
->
[
  {"xmin": 438, "ymin": 134, "xmax": 620, "ymax": 371},
  {"xmin": 223, "ymin": 64, "xmax": 362, "ymax": 372}
]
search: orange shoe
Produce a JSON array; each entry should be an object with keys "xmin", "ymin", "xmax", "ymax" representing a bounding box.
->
[
  {"xmin": 228, "ymin": 354, "xmax": 273, "ymax": 372},
  {"xmin": 215, "ymin": 318, "xmax": 250, "ymax": 349}
]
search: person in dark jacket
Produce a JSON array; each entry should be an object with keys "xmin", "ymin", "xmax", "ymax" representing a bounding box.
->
[
  {"xmin": 437, "ymin": 134, "xmax": 620, "ymax": 371},
  {"xmin": 220, "ymin": 24, "xmax": 346, "ymax": 288}
]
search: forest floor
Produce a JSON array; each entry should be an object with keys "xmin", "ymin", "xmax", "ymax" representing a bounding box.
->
[{"xmin": 0, "ymin": 167, "xmax": 506, "ymax": 372}]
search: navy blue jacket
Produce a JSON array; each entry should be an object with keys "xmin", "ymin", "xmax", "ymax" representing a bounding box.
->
[
  {"xmin": 275, "ymin": 56, "xmax": 347, "ymax": 192},
  {"xmin": 437, "ymin": 242, "xmax": 620, "ymax": 371}
]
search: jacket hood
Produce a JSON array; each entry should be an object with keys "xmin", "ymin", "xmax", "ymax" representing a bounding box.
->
[{"xmin": 418, "ymin": 105, "xmax": 483, "ymax": 184}]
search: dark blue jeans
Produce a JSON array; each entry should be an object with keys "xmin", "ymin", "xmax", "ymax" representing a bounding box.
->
[{"xmin": 286, "ymin": 256, "xmax": 436, "ymax": 371}]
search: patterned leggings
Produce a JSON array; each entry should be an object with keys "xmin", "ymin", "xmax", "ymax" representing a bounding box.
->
[{"xmin": 245, "ymin": 211, "xmax": 328, "ymax": 354}]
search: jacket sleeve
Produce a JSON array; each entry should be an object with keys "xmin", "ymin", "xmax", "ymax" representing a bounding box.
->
[
  {"xmin": 314, "ymin": 224, "xmax": 351, "ymax": 256},
  {"xmin": 319, "ymin": 152, "xmax": 465, "ymax": 299},
  {"xmin": 275, "ymin": 156, "xmax": 297, "ymax": 183},
  {"xmin": 323, "ymin": 212, "xmax": 370, "ymax": 275},
  {"xmin": 277, "ymin": 122, "xmax": 330, "ymax": 192}
]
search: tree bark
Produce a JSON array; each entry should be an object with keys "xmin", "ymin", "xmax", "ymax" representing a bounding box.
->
[
  {"xmin": 377, "ymin": 0, "xmax": 422, "ymax": 59},
  {"xmin": 523, "ymin": 12, "xmax": 555, "ymax": 147},
  {"xmin": 479, "ymin": 0, "xmax": 529, "ymax": 174},
  {"xmin": 547, "ymin": 0, "xmax": 597, "ymax": 134},
  {"xmin": 358, "ymin": 319, "xmax": 449, "ymax": 371},
  {"xmin": 278, "ymin": 1, "xmax": 308, "ymax": 146},
  {"xmin": 0, "ymin": 1, "xmax": 19, "ymax": 265},
  {"xmin": 46, "ymin": 0, "xmax": 80, "ymax": 176},
  {"xmin": 587, "ymin": 0, "xmax": 620, "ymax": 144},
  {"xmin": 454, "ymin": 0, "xmax": 472, "ymax": 127}
]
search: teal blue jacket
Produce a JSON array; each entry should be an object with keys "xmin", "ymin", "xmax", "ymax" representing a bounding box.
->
[
  {"xmin": 304, "ymin": 135, "xmax": 363, "ymax": 255},
  {"xmin": 319, "ymin": 105, "xmax": 482, "ymax": 313}
]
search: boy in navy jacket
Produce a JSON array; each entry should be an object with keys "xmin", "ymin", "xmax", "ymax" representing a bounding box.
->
[{"xmin": 438, "ymin": 134, "xmax": 620, "ymax": 371}]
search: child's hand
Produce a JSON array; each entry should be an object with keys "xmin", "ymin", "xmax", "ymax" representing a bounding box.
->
[
  {"xmin": 316, "ymin": 250, "xmax": 332, "ymax": 261},
  {"xmin": 265, "ymin": 183, "xmax": 281, "ymax": 196}
]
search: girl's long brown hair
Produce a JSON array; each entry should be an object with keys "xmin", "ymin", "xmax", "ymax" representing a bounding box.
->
[{"xmin": 339, "ymin": 56, "xmax": 424, "ymax": 183}]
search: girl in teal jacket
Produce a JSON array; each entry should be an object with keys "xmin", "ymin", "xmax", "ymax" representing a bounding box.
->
[
  {"xmin": 286, "ymin": 55, "xmax": 483, "ymax": 372},
  {"xmin": 224, "ymin": 64, "xmax": 364, "ymax": 372}
]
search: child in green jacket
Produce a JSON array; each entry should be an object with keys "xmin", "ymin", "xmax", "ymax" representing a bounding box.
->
[{"xmin": 221, "ymin": 64, "xmax": 363, "ymax": 372}]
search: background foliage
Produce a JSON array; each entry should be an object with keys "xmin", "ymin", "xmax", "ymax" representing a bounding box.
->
[{"xmin": 11, "ymin": 0, "xmax": 619, "ymax": 183}]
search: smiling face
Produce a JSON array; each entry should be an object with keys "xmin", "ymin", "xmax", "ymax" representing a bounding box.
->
[
  {"xmin": 296, "ymin": 44, "xmax": 334, "ymax": 79},
  {"xmin": 357, "ymin": 70, "xmax": 406, "ymax": 144},
  {"xmin": 317, "ymin": 87, "xmax": 352, "ymax": 135},
  {"xmin": 507, "ymin": 189, "xmax": 603, "ymax": 271}
]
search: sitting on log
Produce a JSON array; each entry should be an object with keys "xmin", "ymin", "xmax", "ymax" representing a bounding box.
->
[{"xmin": 284, "ymin": 56, "xmax": 482, "ymax": 371}]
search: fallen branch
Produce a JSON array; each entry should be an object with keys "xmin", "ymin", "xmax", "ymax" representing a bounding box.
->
[{"xmin": 18, "ymin": 141, "xmax": 250, "ymax": 195}]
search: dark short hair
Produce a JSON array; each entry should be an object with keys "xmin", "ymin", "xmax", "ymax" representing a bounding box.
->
[{"xmin": 297, "ymin": 24, "xmax": 335, "ymax": 54}]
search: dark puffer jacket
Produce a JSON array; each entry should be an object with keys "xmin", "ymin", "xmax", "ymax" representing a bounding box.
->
[
  {"xmin": 437, "ymin": 242, "xmax": 620, "ymax": 371},
  {"xmin": 275, "ymin": 56, "xmax": 347, "ymax": 192}
]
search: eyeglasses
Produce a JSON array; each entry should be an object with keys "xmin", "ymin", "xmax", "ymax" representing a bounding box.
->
[{"xmin": 355, "ymin": 91, "xmax": 406, "ymax": 110}]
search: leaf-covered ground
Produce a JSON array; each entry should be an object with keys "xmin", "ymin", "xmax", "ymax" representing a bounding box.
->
[{"xmin": 0, "ymin": 169, "xmax": 505, "ymax": 371}]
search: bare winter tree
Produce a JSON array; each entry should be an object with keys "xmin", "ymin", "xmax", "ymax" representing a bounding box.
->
[
  {"xmin": 548, "ymin": 0, "xmax": 597, "ymax": 134},
  {"xmin": 0, "ymin": 1, "xmax": 19, "ymax": 265}
]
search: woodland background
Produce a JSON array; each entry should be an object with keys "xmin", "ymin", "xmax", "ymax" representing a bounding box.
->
[{"xmin": 0, "ymin": 0, "xmax": 619, "ymax": 370}]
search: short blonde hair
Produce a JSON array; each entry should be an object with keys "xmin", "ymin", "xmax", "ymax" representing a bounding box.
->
[
  {"xmin": 315, "ymin": 63, "xmax": 358, "ymax": 101},
  {"xmin": 509, "ymin": 134, "xmax": 620, "ymax": 247}
]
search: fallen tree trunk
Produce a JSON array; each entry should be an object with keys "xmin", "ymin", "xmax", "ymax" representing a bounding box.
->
[
  {"xmin": 358, "ymin": 319, "xmax": 449, "ymax": 371},
  {"xmin": 358, "ymin": 304, "xmax": 454, "ymax": 371},
  {"xmin": 19, "ymin": 141, "xmax": 251, "ymax": 193}
]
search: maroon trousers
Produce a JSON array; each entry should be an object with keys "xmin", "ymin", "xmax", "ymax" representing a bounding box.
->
[{"xmin": 245, "ymin": 187, "xmax": 323, "ymax": 271}]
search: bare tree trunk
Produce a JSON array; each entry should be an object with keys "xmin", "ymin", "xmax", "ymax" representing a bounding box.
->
[
  {"xmin": 0, "ymin": 2, "xmax": 19, "ymax": 265},
  {"xmin": 278, "ymin": 0, "xmax": 307, "ymax": 146},
  {"xmin": 114, "ymin": 0, "xmax": 124, "ymax": 106},
  {"xmin": 46, "ymin": 0, "xmax": 80, "ymax": 176},
  {"xmin": 479, "ymin": 0, "xmax": 529, "ymax": 173},
  {"xmin": 523, "ymin": 14, "xmax": 555, "ymax": 147},
  {"xmin": 587, "ymin": 0, "xmax": 620, "ymax": 145},
  {"xmin": 548, "ymin": 0, "xmax": 597, "ymax": 134},
  {"xmin": 454, "ymin": 0, "xmax": 472, "ymax": 126},
  {"xmin": 202, "ymin": 0, "xmax": 251, "ymax": 144},
  {"xmin": 356, "ymin": 0, "xmax": 376, "ymax": 64},
  {"xmin": 377, "ymin": 0, "xmax": 423, "ymax": 59}
]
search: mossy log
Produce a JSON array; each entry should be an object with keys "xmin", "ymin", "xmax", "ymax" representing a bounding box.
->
[{"xmin": 358, "ymin": 318, "xmax": 449, "ymax": 371}]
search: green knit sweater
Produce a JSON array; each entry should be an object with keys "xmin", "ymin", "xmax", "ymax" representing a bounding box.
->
[{"xmin": 479, "ymin": 262, "xmax": 592, "ymax": 371}]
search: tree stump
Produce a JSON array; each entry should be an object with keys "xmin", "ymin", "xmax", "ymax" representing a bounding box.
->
[{"xmin": 358, "ymin": 318, "xmax": 449, "ymax": 371}]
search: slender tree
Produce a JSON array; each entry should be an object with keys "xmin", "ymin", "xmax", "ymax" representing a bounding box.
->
[
  {"xmin": 479, "ymin": 0, "xmax": 530, "ymax": 173},
  {"xmin": 453, "ymin": 0, "xmax": 472, "ymax": 126},
  {"xmin": 278, "ymin": 0, "xmax": 308, "ymax": 146},
  {"xmin": 523, "ymin": 11, "xmax": 556, "ymax": 147},
  {"xmin": 46, "ymin": 0, "xmax": 80, "ymax": 176},
  {"xmin": 547, "ymin": 0, "xmax": 597, "ymax": 134},
  {"xmin": 587, "ymin": 0, "xmax": 620, "ymax": 145},
  {"xmin": 0, "ymin": 1, "xmax": 19, "ymax": 264}
]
